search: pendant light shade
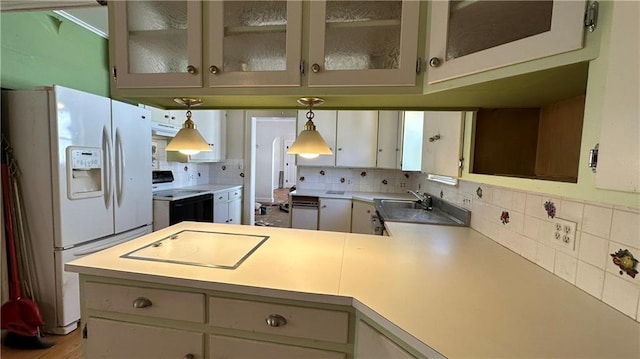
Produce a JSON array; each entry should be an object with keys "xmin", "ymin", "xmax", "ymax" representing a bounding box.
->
[
  {"xmin": 287, "ymin": 97, "xmax": 332, "ymax": 159},
  {"xmin": 166, "ymin": 98, "xmax": 212, "ymax": 155}
]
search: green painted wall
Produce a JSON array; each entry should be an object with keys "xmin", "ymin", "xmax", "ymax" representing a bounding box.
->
[{"xmin": 1, "ymin": 11, "xmax": 109, "ymax": 97}]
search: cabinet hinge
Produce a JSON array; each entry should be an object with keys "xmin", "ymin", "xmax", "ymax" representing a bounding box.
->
[
  {"xmin": 588, "ymin": 143, "xmax": 599, "ymax": 173},
  {"xmin": 584, "ymin": 1, "xmax": 599, "ymax": 33},
  {"xmin": 111, "ymin": 66, "xmax": 117, "ymax": 81},
  {"xmin": 82, "ymin": 323, "xmax": 88, "ymax": 339},
  {"xmin": 416, "ymin": 57, "xmax": 422, "ymax": 74},
  {"xmin": 458, "ymin": 158, "xmax": 464, "ymax": 170},
  {"xmin": 299, "ymin": 60, "xmax": 305, "ymax": 75}
]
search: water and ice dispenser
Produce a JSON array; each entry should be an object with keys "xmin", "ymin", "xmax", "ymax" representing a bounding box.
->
[{"xmin": 66, "ymin": 146, "xmax": 103, "ymax": 199}]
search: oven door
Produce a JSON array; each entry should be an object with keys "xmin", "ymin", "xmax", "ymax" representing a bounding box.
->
[{"xmin": 169, "ymin": 193, "xmax": 214, "ymax": 226}]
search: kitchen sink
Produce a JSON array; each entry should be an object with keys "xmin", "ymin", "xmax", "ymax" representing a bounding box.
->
[{"xmin": 374, "ymin": 198, "xmax": 470, "ymax": 227}]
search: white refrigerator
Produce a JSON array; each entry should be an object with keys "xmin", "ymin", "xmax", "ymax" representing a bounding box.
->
[{"xmin": 3, "ymin": 85, "xmax": 152, "ymax": 334}]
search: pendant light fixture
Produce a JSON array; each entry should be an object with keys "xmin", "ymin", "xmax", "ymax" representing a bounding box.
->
[
  {"xmin": 287, "ymin": 97, "xmax": 332, "ymax": 159},
  {"xmin": 166, "ymin": 97, "xmax": 212, "ymax": 155}
]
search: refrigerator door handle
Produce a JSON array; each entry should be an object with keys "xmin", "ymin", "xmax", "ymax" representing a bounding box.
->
[
  {"xmin": 115, "ymin": 127, "xmax": 125, "ymax": 206},
  {"xmin": 102, "ymin": 125, "xmax": 113, "ymax": 209}
]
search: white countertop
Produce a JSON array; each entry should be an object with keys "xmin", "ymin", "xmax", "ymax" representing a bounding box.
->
[
  {"xmin": 153, "ymin": 184, "xmax": 242, "ymax": 201},
  {"xmin": 66, "ymin": 222, "xmax": 639, "ymax": 358}
]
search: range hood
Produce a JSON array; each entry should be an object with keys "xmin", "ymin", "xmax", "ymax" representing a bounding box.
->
[{"xmin": 152, "ymin": 122, "xmax": 180, "ymax": 138}]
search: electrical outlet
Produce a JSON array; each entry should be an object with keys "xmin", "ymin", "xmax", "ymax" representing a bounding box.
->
[
  {"xmin": 461, "ymin": 195, "xmax": 473, "ymax": 209},
  {"xmin": 551, "ymin": 218, "xmax": 577, "ymax": 251}
]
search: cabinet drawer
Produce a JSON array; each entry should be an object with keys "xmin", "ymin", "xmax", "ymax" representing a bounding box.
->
[
  {"xmin": 87, "ymin": 317, "xmax": 204, "ymax": 359},
  {"xmin": 209, "ymin": 335, "xmax": 345, "ymax": 359},
  {"xmin": 209, "ymin": 297, "xmax": 349, "ymax": 343},
  {"xmin": 85, "ymin": 282, "xmax": 205, "ymax": 323},
  {"xmin": 228, "ymin": 189, "xmax": 242, "ymax": 201},
  {"xmin": 214, "ymin": 192, "xmax": 228, "ymax": 202}
]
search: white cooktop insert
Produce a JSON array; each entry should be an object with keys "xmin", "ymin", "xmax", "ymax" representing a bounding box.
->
[{"xmin": 121, "ymin": 230, "xmax": 269, "ymax": 269}]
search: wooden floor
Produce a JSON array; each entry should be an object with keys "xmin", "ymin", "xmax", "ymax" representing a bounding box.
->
[{"xmin": 1, "ymin": 328, "xmax": 82, "ymax": 359}]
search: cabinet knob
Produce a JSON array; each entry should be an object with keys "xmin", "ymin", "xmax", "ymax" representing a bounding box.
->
[
  {"xmin": 338, "ymin": 148, "xmax": 343, "ymax": 151},
  {"xmin": 186, "ymin": 65, "xmax": 198, "ymax": 75},
  {"xmin": 311, "ymin": 63, "xmax": 321, "ymax": 73},
  {"xmin": 209, "ymin": 65, "xmax": 219, "ymax": 74},
  {"xmin": 132, "ymin": 297, "xmax": 152, "ymax": 308},
  {"xmin": 265, "ymin": 314, "xmax": 287, "ymax": 327},
  {"xmin": 429, "ymin": 134, "xmax": 441, "ymax": 142},
  {"xmin": 429, "ymin": 57, "xmax": 441, "ymax": 68},
  {"xmin": 184, "ymin": 354, "xmax": 195, "ymax": 359},
  {"xmin": 378, "ymin": 149, "xmax": 383, "ymax": 152}
]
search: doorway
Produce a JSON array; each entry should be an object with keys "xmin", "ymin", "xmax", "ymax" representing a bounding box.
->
[{"xmin": 243, "ymin": 110, "xmax": 298, "ymax": 226}]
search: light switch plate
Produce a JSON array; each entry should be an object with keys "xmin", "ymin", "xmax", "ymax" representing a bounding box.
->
[{"xmin": 551, "ymin": 218, "xmax": 577, "ymax": 251}]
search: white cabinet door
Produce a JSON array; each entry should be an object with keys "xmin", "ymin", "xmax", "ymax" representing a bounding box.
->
[
  {"xmin": 206, "ymin": 1, "xmax": 303, "ymax": 87},
  {"xmin": 355, "ymin": 320, "xmax": 415, "ymax": 359},
  {"xmin": 421, "ymin": 112, "xmax": 464, "ymax": 178},
  {"xmin": 296, "ymin": 110, "xmax": 337, "ymax": 167},
  {"xmin": 167, "ymin": 109, "xmax": 186, "ymax": 127},
  {"xmin": 376, "ymin": 111, "xmax": 401, "ymax": 169},
  {"xmin": 111, "ymin": 1, "xmax": 203, "ymax": 88},
  {"xmin": 227, "ymin": 198, "xmax": 242, "ymax": 225},
  {"xmin": 307, "ymin": 0, "xmax": 420, "ymax": 87},
  {"xmin": 319, "ymin": 198, "xmax": 351, "ymax": 233},
  {"xmin": 427, "ymin": 0, "xmax": 586, "ymax": 83},
  {"xmin": 146, "ymin": 105, "xmax": 172, "ymax": 124},
  {"xmin": 351, "ymin": 200, "xmax": 375, "ymax": 234},
  {"xmin": 167, "ymin": 110, "xmax": 227, "ymax": 163},
  {"xmin": 595, "ymin": 1, "xmax": 639, "ymax": 193},
  {"xmin": 336, "ymin": 111, "xmax": 378, "ymax": 168},
  {"xmin": 86, "ymin": 317, "xmax": 203, "ymax": 359},
  {"xmin": 214, "ymin": 200, "xmax": 229, "ymax": 224},
  {"xmin": 401, "ymin": 111, "xmax": 424, "ymax": 171},
  {"xmin": 209, "ymin": 335, "xmax": 345, "ymax": 359}
]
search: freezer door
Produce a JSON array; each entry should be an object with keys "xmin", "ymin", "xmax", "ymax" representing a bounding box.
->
[
  {"xmin": 54, "ymin": 225, "xmax": 152, "ymax": 334},
  {"xmin": 111, "ymin": 100, "xmax": 152, "ymax": 233},
  {"xmin": 54, "ymin": 85, "xmax": 114, "ymax": 248}
]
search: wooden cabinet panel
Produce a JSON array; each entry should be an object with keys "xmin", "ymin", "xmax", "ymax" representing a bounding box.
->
[
  {"xmin": 85, "ymin": 282, "xmax": 205, "ymax": 323},
  {"xmin": 86, "ymin": 318, "xmax": 204, "ymax": 359},
  {"xmin": 319, "ymin": 198, "xmax": 352, "ymax": 233},
  {"xmin": 427, "ymin": 0, "xmax": 586, "ymax": 83},
  {"xmin": 355, "ymin": 320, "xmax": 415, "ymax": 359},
  {"xmin": 595, "ymin": 1, "xmax": 639, "ymax": 193},
  {"xmin": 209, "ymin": 297, "xmax": 349, "ymax": 343},
  {"xmin": 421, "ymin": 112, "xmax": 464, "ymax": 178},
  {"xmin": 210, "ymin": 335, "xmax": 345, "ymax": 359},
  {"xmin": 351, "ymin": 200, "xmax": 375, "ymax": 235},
  {"xmin": 336, "ymin": 111, "xmax": 378, "ymax": 167}
]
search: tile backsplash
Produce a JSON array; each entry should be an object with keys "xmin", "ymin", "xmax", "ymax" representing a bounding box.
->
[
  {"xmin": 414, "ymin": 175, "xmax": 640, "ymax": 323},
  {"xmin": 295, "ymin": 167, "xmax": 418, "ymax": 193}
]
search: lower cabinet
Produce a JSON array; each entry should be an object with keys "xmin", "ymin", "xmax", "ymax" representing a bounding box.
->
[
  {"xmin": 355, "ymin": 320, "xmax": 416, "ymax": 359},
  {"xmin": 213, "ymin": 187, "xmax": 242, "ymax": 224},
  {"xmin": 86, "ymin": 318, "xmax": 204, "ymax": 359},
  {"xmin": 209, "ymin": 335, "xmax": 345, "ymax": 359},
  {"xmin": 319, "ymin": 198, "xmax": 352, "ymax": 232},
  {"xmin": 80, "ymin": 277, "xmax": 428, "ymax": 359},
  {"xmin": 351, "ymin": 200, "xmax": 375, "ymax": 234}
]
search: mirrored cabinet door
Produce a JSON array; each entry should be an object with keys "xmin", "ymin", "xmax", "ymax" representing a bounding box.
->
[
  {"xmin": 112, "ymin": 1, "xmax": 203, "ymax": 88},
  {"xmin": 427, "ymin": 0, "xmax": 586, "ymax": 84},
  {"xmin": 307, "ymin": 0, "xmax": 420, "ymax": 87},
  {"xmin": 207, "ymin": 1, "xmax": 302, "ymax": 87}
]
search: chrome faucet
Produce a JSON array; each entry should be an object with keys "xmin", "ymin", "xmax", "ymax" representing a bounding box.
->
[
  {"xmin": 408, "ymin": 190, "xmax": 433, "ymax": 210},
  {"xmin": 407, "ymin": 190, "xmax": 425, "ymax": 202}
]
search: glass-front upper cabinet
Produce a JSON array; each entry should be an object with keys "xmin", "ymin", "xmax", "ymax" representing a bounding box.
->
[
  {"xmin": 307, "ymin": 0, "xmax": 420, "ymax": 87},
  {"xmin": 112, "ymin": 1, "xmax": 203, "ymax": 88},
  {"xmin": 427, "ymin": 0, "xmax": 586, "ymax": 84},
  {"xmin": 207, "ymin": 1, "xmax": 302, "ymax": 87}
]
